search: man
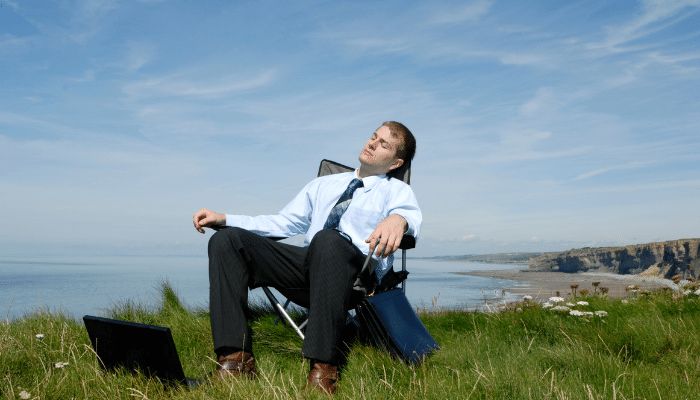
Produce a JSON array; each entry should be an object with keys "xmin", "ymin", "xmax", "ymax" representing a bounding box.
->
[{"xmin": 193, "ymin": 121, "xmax": 421, "ymax": 393}]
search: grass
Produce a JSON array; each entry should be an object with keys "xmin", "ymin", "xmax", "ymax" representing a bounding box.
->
[{"xmin": 3, "ymin": 282, "xmax": 700, "ymax": 399}]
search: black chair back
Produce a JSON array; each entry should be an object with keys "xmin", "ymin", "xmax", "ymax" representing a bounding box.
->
[{"xmin": 317, "ymin": 159, "xmax": 411, "ymax": 185}]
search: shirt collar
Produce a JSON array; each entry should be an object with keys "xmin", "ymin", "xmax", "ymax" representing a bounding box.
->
[{"xmin": 354, "ymin": 168, "xmax": 386, "ymax": 193}]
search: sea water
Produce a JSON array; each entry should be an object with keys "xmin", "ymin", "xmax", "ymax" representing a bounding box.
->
[{"xmin": 1, "ymin": 254, "xmax": 530, "ymax": 321}]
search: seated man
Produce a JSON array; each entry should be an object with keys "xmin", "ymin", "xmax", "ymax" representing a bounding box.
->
[{"xmin": 192, "ymin": 121, "xmax": 421, "ymax": 394}]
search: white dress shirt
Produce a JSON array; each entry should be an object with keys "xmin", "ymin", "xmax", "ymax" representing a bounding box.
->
[{"xmin": 225, "ymin": 168, "xmax": 422, "ymax": 279}]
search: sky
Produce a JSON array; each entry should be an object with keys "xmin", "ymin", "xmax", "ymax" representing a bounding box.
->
[{"xmin": 1, "ymin": 0, "xmax": 699, "ymax": 258}]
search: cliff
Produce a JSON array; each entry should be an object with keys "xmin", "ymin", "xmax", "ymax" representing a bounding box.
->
[{"xmin": 528, "ymin": 239, "xmax": 700, "ymax": 278}]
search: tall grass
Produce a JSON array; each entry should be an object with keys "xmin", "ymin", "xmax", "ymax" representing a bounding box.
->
[{"xmin": 3, "ymin": 281, "xmax": 700, "ymax": 399}]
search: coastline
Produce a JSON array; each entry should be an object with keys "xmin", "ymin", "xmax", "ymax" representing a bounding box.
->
[{"xmin": 458, "ymin": 269, "xmax": 676, "ymax": 302}]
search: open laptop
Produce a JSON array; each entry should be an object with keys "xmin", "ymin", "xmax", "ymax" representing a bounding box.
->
[{"xmin": 83, "ymin": 315, "xmax": 202, "ymax": 387}]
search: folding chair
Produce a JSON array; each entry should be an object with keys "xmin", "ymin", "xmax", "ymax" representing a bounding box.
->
[{"xmin": 262, "ymin": 159, "xmax": 415, "ymax": 340}]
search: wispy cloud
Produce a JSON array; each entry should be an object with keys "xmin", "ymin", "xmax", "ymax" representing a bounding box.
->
[
  {"xmin": 2, "ymin": 0, "xmax": 699, "ymax": 256},
  {"xmin": 123, "ymin": 41, "xmax": 157, "ymax": 72},
  {"xmin": 75, "ymin": 0, "xmax": 118, "ymax": 23},
  {"xmin": 122, "ymin": 69, "xmax": 276, "ymax": 99},
  {"xmin": 518, "ymin": 88, "xmax": 559, "ymax": 117},
  {"xmin": 588, "ymin": 0, "xmax": 700, "ymax": 53},
  {"xmin": 69, "ymin": 69, "xmax": 96, "ymax": 82},
  {"xmin": 0, "ymin": 111, "xmax": 87, "ymax": 138},
  {"xmin": 429, "ymin": 0, "xmax": 493, "ymax": 24},
  {"xmin": 0, "ymin": 133, "xmax": 203, "ymax": 184},
  {"xmin": 0, "ymin": 34, "xmax": 29, "ymax": 50},
  {"xmin": 572, "ymin": 161, "xmax": 648, "ymax": 181}
]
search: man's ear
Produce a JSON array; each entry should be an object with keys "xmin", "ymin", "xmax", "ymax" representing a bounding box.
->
[{"xmin": 388, "ymin": 158, "xmax": 404, "ymax": 171}]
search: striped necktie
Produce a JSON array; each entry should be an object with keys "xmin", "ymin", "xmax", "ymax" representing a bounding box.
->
[{"xmin": 323, "ymin": 178, "xmax": 364, "ymax": 230}]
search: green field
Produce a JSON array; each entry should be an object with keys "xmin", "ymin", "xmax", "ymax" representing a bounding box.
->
[{"xmin": 3, "ymin": 282, "xmax": 700, "ymax": 399}]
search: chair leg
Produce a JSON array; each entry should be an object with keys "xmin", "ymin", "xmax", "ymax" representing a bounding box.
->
[
  {"xmin": 346, "ymin": 312, "xmax": 360, "ymax": 328},
  {"xmin": 262, "ymin": 287, "xmax": 305, "ymax": 340},
  {"xmin": 401, "ymin": 249, "xmax": 407, "ymax": 292},
  {"xmin": 274, "ymin": 299, "xmax": 292, "ymax": 325}
]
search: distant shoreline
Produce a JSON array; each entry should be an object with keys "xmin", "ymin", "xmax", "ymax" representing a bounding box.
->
[
  {"xmin": 457, "ymin": 269, "xmax": 676, "ymax": 302},
  {"xmin": 414, "ymin": 258, "xmax": 529, "ymax": 265},
  {"xmin": 412, "ymin": 257, "xmax": 533, "ymax": 265}
]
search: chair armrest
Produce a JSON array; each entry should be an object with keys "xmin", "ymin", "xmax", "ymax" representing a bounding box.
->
[
  {"xmin": 399, "ymin": 235, "xmax": 415, "ymax": 250},
  {"xmin": 211, "ymin": 226, "xmax": 286, "ymax": 241},
  {"xmin": 214, "ymin": 225, "xmax": 413, "ymax": 248}
]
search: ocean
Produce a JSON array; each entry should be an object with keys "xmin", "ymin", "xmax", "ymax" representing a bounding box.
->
[{"xmin": 1, "ymin": 254, "xmax": 531, "ymax": 321}]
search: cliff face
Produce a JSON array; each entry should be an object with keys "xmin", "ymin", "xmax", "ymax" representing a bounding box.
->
[{"xmin": 529, "ymin": 239, "xmax": 700, "ymax": 278}]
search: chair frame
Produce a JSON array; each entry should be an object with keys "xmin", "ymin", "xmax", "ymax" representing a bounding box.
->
[{"xmin": 263, "ymin": 159, "xmax": 415, "ymax": 340}]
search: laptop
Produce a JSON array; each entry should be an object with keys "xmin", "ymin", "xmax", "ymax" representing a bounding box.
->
[{"xmin": 83, "ymin": 315, "xmax": 202, "ymax": 387}]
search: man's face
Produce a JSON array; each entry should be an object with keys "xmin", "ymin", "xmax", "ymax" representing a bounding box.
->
[{"xmin": 358, "ymin": 126, "xmax": 404, "ymax": 174}]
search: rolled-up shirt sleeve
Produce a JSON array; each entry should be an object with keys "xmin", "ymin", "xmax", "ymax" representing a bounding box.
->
[{"xmin": 387, "ymin": 184, "xmax": 422, "ymax": 241}]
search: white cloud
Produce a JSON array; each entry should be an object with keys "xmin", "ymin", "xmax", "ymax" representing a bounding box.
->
[
  {"xmin": 0, "ymin": 34, "xmax": 30, "ymax": 52},
  {"xmin": 462, "ymin": 234, "xmax": 478, "ymax": 242},
  {"xmin": 124, "ymin": 41, "xmax": 157, "ymax": 72},
  {"xmin": 433, "ymin": 234, "xmax": 480, "ymax": 243},
  {"xmin": 519, "ymin": 88, "xmax": 558, "ymax": 117},
  {"xmin": 497, "ymin": 52, "xmax": 548, "ymax": 66},
  {"xmin": 0, "ymin": 133, "xmax": 203, "ymax": 187},
  {"xmin": 0, "ymin": 111, "xmax": 85, "ymax": 137},
  {"xmin": 589, "ymin": 0, "xmax": 700, "ymax": 53},
  {"xmin": 499, "ymin": 128, "xmax": 552, "ymax": 148},
  {"xmin": 70, "ymin": 69, "xmax": 96, "ymax": 82},
  {"xmin": 76, "ymin": 0, "xmax": 119, "ymax": 24},
  {"xmin": 429, "ymin": 0, "xmax": 493, "ymax": 24},
  {"xmin": 122, "ymin": 69, "xmax": 276, "ymax": 99},
  {"xmin": 572, "ymin": 161, "xmax": 647, "ymax": 181},
  {"xmin": 2, "ymin": 0, "xmax": 699, "ymax": 258}
]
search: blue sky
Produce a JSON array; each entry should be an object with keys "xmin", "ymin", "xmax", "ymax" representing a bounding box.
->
[{"xmin": 1, "ymin": 0, "xmax": 699, "ymax": 257}]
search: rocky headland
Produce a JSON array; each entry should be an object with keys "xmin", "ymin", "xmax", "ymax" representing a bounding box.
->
[{"xmin": 528, "ymin": 238, "xmax": 700, "ymax": 279}]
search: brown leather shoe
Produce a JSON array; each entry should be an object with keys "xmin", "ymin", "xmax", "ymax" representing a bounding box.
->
[
  {"xmin": 307, "ymin": 362, "xmax": 339, "ymax": 394},
  {"xmin": 216, "ymin": 351, "xmax": 257, "ymax": 380}
]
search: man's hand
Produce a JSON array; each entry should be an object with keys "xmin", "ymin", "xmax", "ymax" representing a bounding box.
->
[
  {"xmin": 365, "ymin": 214, "xmax": 408, "ymax": 258},
  {"xmin": 193, "ymin": 208, "xmax": 226, "ymax": 234}
]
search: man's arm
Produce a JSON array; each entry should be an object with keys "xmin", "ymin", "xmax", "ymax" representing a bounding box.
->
[
  {"xmin": 193, "ymin": 208, "xmax": 226, "ymax": 234},
  {"xmin": 364, "ymin": 179, "xmax": 422, "ymax": 258},
  {"xmin": 365, "ymin": 214, "xmax": 408, "ymax": 258},
  {"xmin": 193, "ymin": 178, "xmax": 317, "ymax": 237}
]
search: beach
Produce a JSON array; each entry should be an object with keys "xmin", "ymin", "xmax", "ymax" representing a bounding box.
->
[{"xmin": 458, "ymin": 269, "xmax": 676, "ymax": 302}]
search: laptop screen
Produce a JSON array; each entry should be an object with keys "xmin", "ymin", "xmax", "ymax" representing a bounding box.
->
[{"xmin": 83, "ymin": 315, "xmax": 187, "ymax": 385}]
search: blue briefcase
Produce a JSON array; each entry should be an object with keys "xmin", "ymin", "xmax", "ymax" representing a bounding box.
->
[{"xmin": 355, "ymin": 288, "xmax": 440, "ymax": 364}]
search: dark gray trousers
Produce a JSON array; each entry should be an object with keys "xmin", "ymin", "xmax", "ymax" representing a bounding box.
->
[{"xmin": 208, "ymin": 227, "xmax": 368, "ymax": 363}]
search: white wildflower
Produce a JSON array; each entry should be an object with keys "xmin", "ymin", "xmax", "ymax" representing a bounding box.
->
[
  {"xmin": 583, "ymin": 311, "xmax": 594, "ymax": 316},
  {"xmin": 20, "ymin": 391, "xmax": 31, "ymax": 399},
  {"xmin": 542, "ymin": 302, "xmax": 553, "ymax": 308},
  {"xmin": 621, "ymin": 299, "xmax": 628, "ymax": 303},
  {"xmin": 595, "ymin": 311, "xmax": 608, "ymax": 317},
  {"xmin": 695, "ymin": 289, "xmax": 700, "ymax": 296},
  {"xmin": 565, "ymin": 302, "xmax": 575, "ymax": 307},
  {"xmin": 569, "ymin": 310, "xmax": 584, "ymax": 316},
  {"xmin": 55, "ymin": 362, "xmax": 69, "ymax": 368},
  {"xmin": 523, "ymin": 295, "xmax": 533, "ymax": 301},
  {"xmin": 551, "ymin": 305, "xmax": 570, "ymax": 312},
  {"xmin": 549, "ymin": 296, "xmax": 565, "ymax": 303},
  {"xmin": 35, "ymin": 334, "xmax": 44, "ymax": 339},
  {"xmin": 684, "ymin": 290, "xmax": 692, "ymax": 295},
  {"xmin": 576, "ymin": 301, "xmax": 589, "ymax": 306}
]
